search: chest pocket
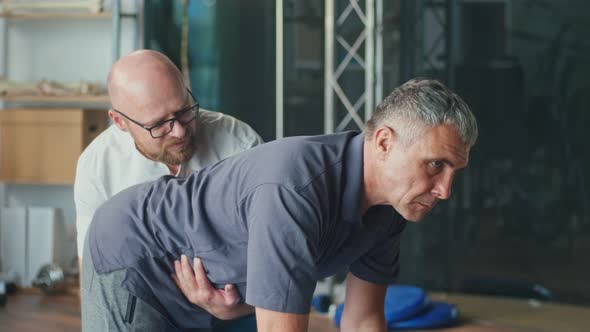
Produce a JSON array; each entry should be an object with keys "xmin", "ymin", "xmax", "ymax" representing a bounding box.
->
[{"xmin": 193, "ymin": 242, "xmax": 248, "ymax": 286}]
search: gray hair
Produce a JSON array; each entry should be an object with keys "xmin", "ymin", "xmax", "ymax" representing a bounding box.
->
[{"xmin": 365, "ymin": 78, "xmax": 478, "ymax": 147}]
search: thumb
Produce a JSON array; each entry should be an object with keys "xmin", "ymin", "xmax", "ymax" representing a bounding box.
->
[{"xmin": 224, "ymin": 284, "xmax": 240, "ymax": 305}]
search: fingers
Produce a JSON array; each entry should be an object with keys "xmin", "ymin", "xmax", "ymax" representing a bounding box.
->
[
  {"xmin": 173, "ymin": 259, "xmax": 190, "ymax": 290},
  {"xmin": 173, "ymin": 259, "xmax": 182, "ymax": 280},
  {"xmin": 173, "ymin": 255, "xmax": 200, "ymax": 303},
  {"xmin": 171, "ymin": 255, "xmax": 243, "ymax": 313},
  {"xmin": 172, "ymin": 265, "xmax": 192, "ymax": 300},
  {"xmin": 175, "ymin": 255, "xmax": 199, "ymax": 293},
  {"xmin": 192, "ymin": 257, "xmax": 214, "ymax": 291},
  {"xmin": 223, "ymin": 284, "xmax": 241, "ymax": 306},
  {"xmin": 180, "ymin": 255, "xmax": 195, "ymax": 282},
  {"xmin": 171, "ymin": 274, "xmax": 181, "ymax": 289}
]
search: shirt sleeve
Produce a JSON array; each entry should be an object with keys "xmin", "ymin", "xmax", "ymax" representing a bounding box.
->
[
  {"xmin": 243, "ymin": 185, "xmax": 320, "ymax": 314},
  {"xmin": 206, "ymin": 110, "xmax": 264, "ymax": 152},
  {"xmin": 74, "ymin": 149, "xmax": 107, "ymax": 258},
  {"xmin": 232, "ymin": 117, "xmax": 263, "ymax": 150},
  {"xmin": 349, "ymin": 216, "xmax": 406, "ymax": 285},
  {"xmin": 244, "ymin": 126, "xmax": 264, "ymax": 148}
]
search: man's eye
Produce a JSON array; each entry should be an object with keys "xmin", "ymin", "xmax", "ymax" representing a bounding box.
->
[
  {"xmin": 177, "ymin": 109, "xmax": 192, "ymax": 120},
  {"xmin": 431, "ymin": 160, "xmax": 443, "ymax": 169},
  {"xmin": 152, "ymin": 121, "xmax": 169, "ymax": 130}
]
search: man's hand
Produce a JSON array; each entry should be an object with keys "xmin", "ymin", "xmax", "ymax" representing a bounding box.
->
[{"xmin": 172, "ymin": 255, "xmax": 254, "ymax": 320}]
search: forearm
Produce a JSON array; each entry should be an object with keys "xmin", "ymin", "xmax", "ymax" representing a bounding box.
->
[
  {"xmin": 255, "ymin": 307, "xmax": 308, "ymax": 332},
  {"xmin": 341, "ymin": 273, "xmax": 388, "ymax": 332},
  {"xmin": 341, "ymin": 311, "xmax": 386, "ymax": 332}
]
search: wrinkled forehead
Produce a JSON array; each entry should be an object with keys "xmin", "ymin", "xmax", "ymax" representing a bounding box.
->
[
  {"xmin": 445, "ymin": 140, "xmax": 470, "ymax": 168},
  {"xmin": 417, "ymin": 124, "xmax": 471, "ymax": 168}
]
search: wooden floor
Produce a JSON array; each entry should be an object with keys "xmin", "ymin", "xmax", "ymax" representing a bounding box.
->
[
  {"xmin": 0, "ymin": 289, "xmax": 335, "ymax": 332},
  {"xmin": 2, "ymin": 289, "xmax": 589, "ymax": 332},
  {"xmin": 0, "ymin": 289, "xmax": 81, "ymax": 332}
]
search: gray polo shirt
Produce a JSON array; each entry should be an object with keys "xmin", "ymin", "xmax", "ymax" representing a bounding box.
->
[{"xmin": 89, "ymin": 131, "xmax": 406, "ymax": 329}]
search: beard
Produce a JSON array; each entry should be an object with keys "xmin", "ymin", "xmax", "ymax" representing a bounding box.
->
[
  {"xmin": 135, "ymin": 132, "xmax": 196, "ymax": 166},
  {"xmin": 156, "ymin": 138, "xmax": 196, "ymax": 165}
]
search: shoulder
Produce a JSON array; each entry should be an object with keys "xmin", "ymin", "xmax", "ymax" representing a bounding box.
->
[
  {"xmin": 198, "ymin": 110, "xmax": 262, "ymax": 148},
  {"xmin": 265, "ymin": 131, "xmax": 358, "ymax": 154},
  {"xmin": 75, "ymin": 124, "xmax": 136, "ymax": 184},
  {"xmin": 78, "ymin": 125, "xmax": 117, "ymax": 169},
  {"xmin": 188, "ymin": 110, "xmax": 263, "ymax": 167},
  {"xmin": 235, "ymin": 132, "xmax": 358, "ymax": 187},
  {"xmin": 78, "ymin": 125, "xmax": 132, "ymax": 164},
  {"xmin": 253, "ymin": 131, "xmax": 358, "ymax": 174}
]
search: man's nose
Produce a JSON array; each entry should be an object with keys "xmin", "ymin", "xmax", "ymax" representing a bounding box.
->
[
  {"xmin": 169, "ymin": 120, "xmax": 188, "ymax": 138},
  {"xmin": 432, "ymin": 173, "xmax": 453, "ymax": 200}
]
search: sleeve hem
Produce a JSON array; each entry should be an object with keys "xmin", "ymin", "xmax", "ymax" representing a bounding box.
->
[{"xmin": 349, "ymin": 269, "xmax": 398, "ymax": 286}]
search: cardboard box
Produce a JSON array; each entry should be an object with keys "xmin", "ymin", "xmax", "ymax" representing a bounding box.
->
[{"xmin": 0, "ymin": 108, "xmax": 107, "ymax": 184}]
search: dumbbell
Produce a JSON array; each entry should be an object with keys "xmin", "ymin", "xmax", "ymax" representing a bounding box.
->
[{"xmin": 32, "ymin": 263, "xmax": 67, "ymax": 295}]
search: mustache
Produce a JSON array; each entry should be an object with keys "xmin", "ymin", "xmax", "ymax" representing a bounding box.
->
[
  {"xmin": 155, "ymin": 136, "xmax": 193, "ymax": 162},
  {"xmin": 162, "ymin": 138, "xmax": 185, "ymax": 149},
  {"xmin": 161, "ymin": 131, "xmax": 194, "ymax": 150}
]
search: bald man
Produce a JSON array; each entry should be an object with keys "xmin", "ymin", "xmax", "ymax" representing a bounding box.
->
[{"xmin": 74, "ymin": 50, "xmax": 262, "ymax": 321}]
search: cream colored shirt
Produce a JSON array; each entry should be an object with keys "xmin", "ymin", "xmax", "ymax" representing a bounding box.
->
[{"xmin": 74, "ymin": 110, "xmax": 262, "ymax": 256}]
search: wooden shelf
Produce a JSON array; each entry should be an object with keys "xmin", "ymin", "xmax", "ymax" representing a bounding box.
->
[
  {"xmin": 0, "ymin": 94, "xmax": 110, "ymax": 103},
  {"xmin": 0, "ymin": 11, "xmax": 112, "ymax": 20}
]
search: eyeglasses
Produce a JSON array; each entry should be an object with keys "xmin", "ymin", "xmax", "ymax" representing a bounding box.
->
[{"xmin": 113, "ymin": 88, "xmax": 200, "ymax": 139}]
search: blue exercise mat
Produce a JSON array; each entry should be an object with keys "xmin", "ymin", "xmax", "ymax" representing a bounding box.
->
[
  {"xmin": 384, "ymin": 285, "xmax": 430, "ymax": 322},
  {"xmin": 311, "ymin": 294, "xmax": 332, "ymax": 313},
  {"xmin": 390, "ymin": 301, "xmax": 459, "ymax": 330},
  {"xmin": 333, "ymin": 285, "xmax": 429, "ymax": 328},
  {"xmin": 333, "ymin": 286, "xmax": 457, "ymax": 329},
  {"xmin": 333, "ymin": 303, "xmax": 345, "ymax": 328}
]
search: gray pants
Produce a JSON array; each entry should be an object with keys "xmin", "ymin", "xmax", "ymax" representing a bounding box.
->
[{"xmin": 80, "ymin": 235, "xmax": 186, "ymax": 332}]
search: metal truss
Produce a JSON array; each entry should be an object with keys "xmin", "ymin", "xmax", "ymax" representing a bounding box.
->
[
  {"xmin": 324, "ymin": 0, "xmax": 383, "ymax": 133},
  {"xmin": 400, "ymin": 0, "xmax": 459, "ymax": 87}
]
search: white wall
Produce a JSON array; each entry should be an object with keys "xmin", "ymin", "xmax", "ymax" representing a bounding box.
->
[{"xmin": 6, "ymin": 18, "xmax": 136, "ymax": 83}]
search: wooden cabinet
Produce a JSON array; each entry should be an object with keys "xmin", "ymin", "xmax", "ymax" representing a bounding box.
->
[{"xmin": 0, "ymin": 109, "xmax": 108, "ymax": 184}]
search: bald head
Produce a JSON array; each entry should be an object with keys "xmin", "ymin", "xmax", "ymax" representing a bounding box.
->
[
  {"xmin": 106, "ymin": 50, "xmax": 198, "ymax": 168},
  {"xmin": 108, "ymin": 50, "xmax": 187, "ymax": 118}
]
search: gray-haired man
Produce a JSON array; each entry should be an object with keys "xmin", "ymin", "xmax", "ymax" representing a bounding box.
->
[{"xmin": 81, "ymin": 78, "xmax": 477, "ymax": 332}]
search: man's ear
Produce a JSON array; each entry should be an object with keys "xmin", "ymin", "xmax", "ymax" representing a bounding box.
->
[
  {"xmin": 373, "ymin": 126, "xmax": 396, "ymax": 159},
  {"xmin": 108, "ymin": 109, "xmax": 128, "ymax": 132}
]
